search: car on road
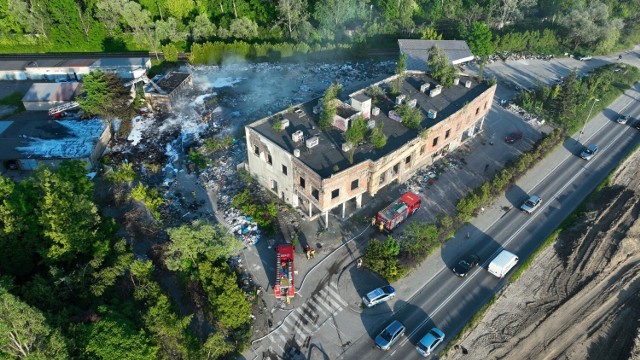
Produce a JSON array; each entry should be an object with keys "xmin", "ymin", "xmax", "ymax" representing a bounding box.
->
[
  {"xmin": 416, "ymin": 327, "xmax": 445, "ymax": 357},
  {"xmin": 634, "ymin": 120, "xmax": 640, "ymax": 130},
  {"xmin": 616, "ymin": 114, "xmax": 630, "ymax": 124},
  {"xmin": 579, "ymin": 55, "xmax": 592, "ymax": 61},
  {"xmin": 375, "ymin": 320, "xmax": 405, "ymax": 350},
  {"xmin": 452, "ymin": 254, "xmax": 480, "ymax": 277},
  {"xmin": 520, "ymin": 195, "xmax": 542, "ymax": 214},
  {"xmin": 580, "ymin": 145, "xmax": 599, "ymax": 161},
  {"xmin": 362, "ymin": 285, "xmax": 396, "ymax": 307},
  {"xmin": 504, "ymin": 131, "xmax": 523, "ymax": 144}
]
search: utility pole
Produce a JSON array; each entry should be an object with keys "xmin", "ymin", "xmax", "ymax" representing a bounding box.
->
[{"xmin": 578, "ymin": 98, "xmax": 600, "ymax": 143}]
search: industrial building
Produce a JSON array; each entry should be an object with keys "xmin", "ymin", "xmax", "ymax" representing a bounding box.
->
[
  {"xmin": 245, "ymin": 70, "xmax": 496, "ymax": 223},
  {"xmin": 398, "ymin": 39, "xmax": 475, "ymax": 71},
  {"xmin": 21, "ymin": 82, "xmax": 82, "ymax": 111},
  {"xmin": 0, "ymin": 57, "xmax": 151, "ymax": 81},
  {"xmin": 0, "ymin": 116, "xmax": 111, "ymax": 171},
  {"xmin": 144, "ymin": 72, "xmax": 193, "ymax": 110}
]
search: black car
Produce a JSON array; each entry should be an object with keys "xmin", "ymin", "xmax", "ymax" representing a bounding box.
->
[
  {"xmin": 634, "ymin": 120, "xmax": 640, "ymax": 130},
  {"xmin": 452, "ymin": 254, "xmax": 480, "ymax": 277}
]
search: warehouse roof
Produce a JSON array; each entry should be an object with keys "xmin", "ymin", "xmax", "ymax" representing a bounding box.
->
[
  {"xmin": 398, "ymin": 40, "xmax": 475, "ymax": 71},
  {"xmin": 22, "ymin": 82, "xmax": 81, "ymax": 102}
]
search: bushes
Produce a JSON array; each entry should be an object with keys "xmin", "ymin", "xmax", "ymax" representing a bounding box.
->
[
  {"xmin": 363, "ymin": 237, "xmax": 403, "ymax": 281},
  {"xmin": 131, "ymin": 183, "xmax": 164, "ymax": 220},
  {"xmin": 493, "ymin": 29, "xmax": 561, "ymax": 54},
  {"xmin": 231, "ymin": 189, "xmax": 278, "ymax": 235},
  {"xmin": 190, "ymin": 40, "xmax": 313, "ymax": 64},
  {"xmin": 107, "ymin": 162, "xmax": 136, "ymax": 183}
]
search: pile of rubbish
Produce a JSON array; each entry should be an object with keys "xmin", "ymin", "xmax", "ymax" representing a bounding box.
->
[
  {"xmin": 224, "ymin": 208, "xmax": 261, "ymax": 245},
  {"xmin": 505, "ymin": 103, "xmax": 543, "ymax": 125}
]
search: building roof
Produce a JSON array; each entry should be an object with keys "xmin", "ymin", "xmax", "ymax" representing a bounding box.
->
[
  {"xmin": 250, "ymin": 73, "xmax": 490, "ymax": 178},
  {"xmin": 0, "ymin": 118, "xmax": 106, "ymax": 160},
  {"xmin": 398, "ymin": 40, "xmax": 475, "ymax": 71},
  {"xmin": 153, "ymin": 72, "xmax": 192, "ymax": 94},
  {"xmin": 22, "ymin": 82, "xmax": 81, "ymax": 102},
  {"xmin": 90, "ymin": 57, "xmax": 150, "ymax": 68}
]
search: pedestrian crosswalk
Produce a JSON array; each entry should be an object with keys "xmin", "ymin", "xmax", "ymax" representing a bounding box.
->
[{"xmin": 268, "ymin": 282, "xmax": 348, "ymax": 353}]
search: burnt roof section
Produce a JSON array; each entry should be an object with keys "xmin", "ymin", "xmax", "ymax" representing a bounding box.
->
[
  {"xmin": 398, "ymin": 39, "xmax": 475, "ymax": 71},
  {"xmin": 153, "ymin": 72, "xmax": 192, "ymax": 94},
  {"xmin": 336, "ymin": 103, "xmax": 358, "ymax": 119},
  {"xmin": 22, "ymin": 82, "xmax": 81, "ymax": 102},
  {"xmin": 250, "ymin": 73, "xmax": 490, "ymax": 178}
]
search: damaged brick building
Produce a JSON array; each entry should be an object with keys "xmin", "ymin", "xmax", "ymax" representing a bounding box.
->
[{"xmin": 245, "ymin": 71, "xmax": 496, "ymax": 223}]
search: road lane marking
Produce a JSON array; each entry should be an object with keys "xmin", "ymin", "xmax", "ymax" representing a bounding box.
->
[{"xmin": 392, "ymin": 116, "xmax": 635, "ymax": 354}]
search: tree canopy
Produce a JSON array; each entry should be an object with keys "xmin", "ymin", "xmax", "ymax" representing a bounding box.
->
[{"xmin": 78, "ymin": 70, "xmax": 133, "ymax": 119}]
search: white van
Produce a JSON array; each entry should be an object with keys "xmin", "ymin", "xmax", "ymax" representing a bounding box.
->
[{"xmin": 488, "ymin": 250, "xmax": 519, "ymax": 278}]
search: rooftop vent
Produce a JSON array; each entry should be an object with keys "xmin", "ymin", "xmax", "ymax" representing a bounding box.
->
[
  {"xmin": 294, "ymin": 108, "xmax": 304, "ymax": 117},
  {"xmin": 280, "ymin": 119, "xmax": 290, "ymax": 129},
  {"xmin": 453, "ymin": 78, "xmax": 460, "ymax": 86},
  {"xmin": 372, "ymin": 107, "xmax": 380, "ymax": 116},
  {"xmin": 293, "ymin": 149, "xmax": 300, "ymax": 157},
  {"xmin": 306, "ymin": 136, "xmax": 319, "ymax": 149},
  {"xmin": 389, "ymin": 110, "xmax": 402, "ymax": 122},
  {"xmin": 420, "ymin": 83, "xmax": 430, "ymax": 93},
  {"xmin": 407, "ymin": 99, "xmax": 417, "ymax": 108},
  {"xmin": 367, "ymin": 119, "xmax": 376, "ymax": 129},
  {"xmin": 292, "ymin": 130, "xmax": 304, "ymax": 142},
  {"xmin": 465, "ymin": 80, "xmax": 472, "ymax": 88},
  {"xmin": 428, "ymin": 109, "xmax": 438, "ymax": 119},
  {"xmin": 395, "ymin": 94, "xmax": 406, "ymax": 105},
  {"xmin": 429, "ymin": 85, "xmax": 443, "ymax": 98},
  {"xmin": 341, "ymin": 143, "xmax": 352, "ymax": 152}
]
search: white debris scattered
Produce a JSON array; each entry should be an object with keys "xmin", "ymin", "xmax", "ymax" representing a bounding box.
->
[
  {"xmin": 194, "ymin": 93, "xmax": 217, "ymax": 105},
  {"xmin": 17, "ymin": 119, "xmax": 106, "ymax": 159},
  {"xmin": 128, "ymin": 115, "xmax": 154, "ymax": 146}
]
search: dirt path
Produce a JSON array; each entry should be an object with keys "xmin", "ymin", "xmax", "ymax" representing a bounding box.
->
[{"xmin": 444, "ymin": 150, "xmax": 640, "ymax": 360}]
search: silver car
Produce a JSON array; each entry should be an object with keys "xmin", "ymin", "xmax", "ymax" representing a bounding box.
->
[
  {"xmin": 580, "ymin": 144, "xmax": 598, "ymax": 160},
  {"xmin": 375, "ymin": 320, "xmax": 405, "ymax": 350},
  {"xmin": 617, "ymin": 114, "xmax": 630, "ymax": 124},
  {"xmin": 416, "ymin": 327, "xmax": 445, "ymax": 357},
  {"xmin": 363, "ymin": 285, "xmax": 396, "ymax": 307},
  {"xmin": 520, "ymin": 195, "xmax": 542, "ymax": 214}
]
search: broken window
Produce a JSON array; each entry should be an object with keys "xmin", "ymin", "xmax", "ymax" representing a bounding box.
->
[
  {"xmin": 253, "ymin": 145, "xmax": 259, "ymax": 155},
  {"xmin": 378, "ymin": 172, "xmax": 386, "ymax": 185},
  {"xmin": 271, "ymin": 180, "xmax": 278, "ymax": 193},
  {"xmin": 331, "ymin": 189, "xmax": 340, "ymax": 199},
  {"xmin": 432, "ymin": 137, "xmax": 439, "ymax": 147},
  {"xmin": 484, "ymin": 102, "xmax": 488, "ymax": 110},
  {"xmin": 300, "ymin": 177, "xmax": 306, "ymax": 189},
  {"xmin": 312, "ymin": 187, "xmax": 319, "ymax": 200},
  {"xmin": 420, "ymin": 145, "xmax": 425, "ymax": 155},
  {"xmin": 405, "ymin": 155, "xmax": 411, "ymax": 164},
  {"xmin": 267, "ymin": 154, "xmax": 272, "ymax": 165},
  {"xmin": 445, "ymin": 129, "xmax": 451, "ymax": 139},
  {"xmin": 392, "ymin": 163, "xmax": 399, "ymax": 175},
  {"xmin": 282, "ymin": 165, "xmax": 288, "ymax": 175},
  {"xmin": 351, "ymin": 179, "xmax": 359, "ymax": 190},
  {"xmin": 475, "ymin": 107, "xmax": 479, "ymax": 115}
]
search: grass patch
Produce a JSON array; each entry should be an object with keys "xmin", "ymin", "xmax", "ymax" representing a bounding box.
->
[{"xmin": 0, "ymin": 92, "xmax": 26, "ymax": 116}]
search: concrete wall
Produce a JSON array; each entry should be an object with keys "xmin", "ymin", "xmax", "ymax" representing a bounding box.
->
[{"xmin": 22, "ymin": 100, "xmax": 66, "ymax": 111}]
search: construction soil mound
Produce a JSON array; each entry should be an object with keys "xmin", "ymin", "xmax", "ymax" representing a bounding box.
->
[{"xmin": 445, "ymin": 150, "xmax": 640, "ymax": 360}]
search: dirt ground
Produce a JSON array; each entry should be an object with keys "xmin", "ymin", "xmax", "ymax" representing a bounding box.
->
[{"xmin": 445, "ymin": 149, "xmax": 640, "ymax": 360}]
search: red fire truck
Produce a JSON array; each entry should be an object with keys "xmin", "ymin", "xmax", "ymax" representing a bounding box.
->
[
  {"xmin": 274, "ymin": 244, "xmax": 295, "ymax": 303},
  {"xmin": 376, "ymin": 192, "xmax": 422, "ymax": 232}
]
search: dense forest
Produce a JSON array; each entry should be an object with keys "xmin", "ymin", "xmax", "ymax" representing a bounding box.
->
[{"xmin": 1, "ymin": 0, "xmax": 639, "ymax": 60}]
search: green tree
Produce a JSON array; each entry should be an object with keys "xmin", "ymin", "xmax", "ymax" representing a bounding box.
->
[
  {"xmin": 162, "ymin": 43, "xmax": 179, "ymax": 62},
  {"xmin": 313, "ymin": 0, "xmax": 356, "ymax": 38},
  {"xmin": 166, "ymin": 0, "xmax": 194, "ymax": 20},
  {"xmin": 200, "ymin": 331, "xmax": 234, "ymax": 359},
  {"xmin": 427, "ymin": 45, "xmax": 458, "ymax": 87},
  {"xmin": 369, "ymin": 123, "xmax": 387, "ymax": 149},
  {"xmin": 227, "ymin": 17, "xmax": 259, "ymax": 39},
  {"xmin": 421, "ymin": 25, "xmax": 443, "ymax": 40},
  {"xmin": 559, "ymin": 1, "xmax": 623, "ymax": 50},
  {"xmin": 190, "ymin": 13, "xmax": 216, "ymax": 42},
  {"xmin": 396, "ymin": 53, "xmax": 407, "ymax": 75},
  {"xmin": 76, "ymin": 308, "xmax": 158, "ymax": 360},
  {"xmin": 554, "ymin": 71, "xmax": 577, "ymax": 120},
  {"xmin": 165, "ymin": 221, "xmax": 243, "ymax": 273},
  {"xmin": 466, "ymin": 21, "xmax": 493, "ymax": 59},
  {"xmin": 397, "ymin": 102, "xmax": 421, "ymax": 129},
  {"xmin": 0, "ymin": 287, "xmax": 68, "ymax": 359},
  {"xmin": 277, "ymin": 0, "xmax": 307, "ymax": 39},
  {"xmin": 319, "ymin": 84, "xmax": 341, "ymax": 129},
  {"xmin": 363, "ymin": 236, "xmax": 401, "ymax": 280},
  {"xmin": 78, "ymin": 70, "xmax": 133, "ymax": 119}
]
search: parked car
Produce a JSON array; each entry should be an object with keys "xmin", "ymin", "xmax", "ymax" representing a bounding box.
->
[
  {"xmin": 452, "ymin": 254, "xmax": 480, "ymax": 277},
  {"xmin": 504, "ymin": 131, "xmax": 523, "ymax": 144},
  {"xmin": 362, "ymin": 285, "xmax": 396, "ymax": 307},
  {"xmin": 617, "ymin": 114, "xmax": 630, "ymax": 124},
  {"xmin": 580, "ymin": 144, "xmax": 599, "ymax": 160},
  {"xmin": 416, "ymin": 327, "xmax": 445, "ymax": 357},
  {"xmin": 520, "ymin": 195, "xmax": 542, "ymax": 214},
  {"xmin": 375, "ymin": 320, "xmax": 405, "ymax": 350},
  {"xmin": 579, "ymin": 55, "xmax": 592, "ymax": 61}
]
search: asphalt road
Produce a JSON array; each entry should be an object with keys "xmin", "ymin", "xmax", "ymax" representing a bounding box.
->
[{"xmin": 336, "ymin": 83, "xmax": 640, "ymax": 359}]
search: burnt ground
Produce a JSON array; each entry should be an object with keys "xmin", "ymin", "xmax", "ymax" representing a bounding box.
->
[{"xmin": 443, "ymin": 150, "xmax": 640, "ymax": 360}]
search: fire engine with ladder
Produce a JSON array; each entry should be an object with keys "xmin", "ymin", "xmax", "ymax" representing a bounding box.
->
[
  {"xmin": 274, "ymin": 244, "xmax": 295, "ymax": 303},
  {"xmin": 376, "ymin": 192, "xmax": 422, "ymax": 232},
  {"xmin": 48, "ymin": 101, "xmax": 80, "ymax": 119}
]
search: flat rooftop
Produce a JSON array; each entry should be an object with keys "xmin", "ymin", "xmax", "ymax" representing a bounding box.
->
[
  {"xmin": 151, "ymin": 72, "xmax": 192, "ymax": 94},
  {"xmin": 250, "ymin": 73, "xmax": 490, "ymax": 178},
  {"xmin": 22, "ymin": 82, "xmax": 81, "ymax": 102},
  {"xmin": 90, "ymin": 57, "xmax": 150, "ymax": 68},
  {"xmin": 398, "ymin": 40, "xmax": 475, "ymax": 71},
  {"xmin": 0, "ymin": 118, "xmax": 106, "ymax": 160}
]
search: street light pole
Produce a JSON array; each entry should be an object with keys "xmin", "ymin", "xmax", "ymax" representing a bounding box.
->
[{"xmin": 578, "ymin": 98, "xmax": 600, "ymax": 143}]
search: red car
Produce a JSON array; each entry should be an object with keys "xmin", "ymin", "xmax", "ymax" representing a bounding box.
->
[{"xmin": 505, "ymin": 131, "xmax": 523, "ymax": 144}]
